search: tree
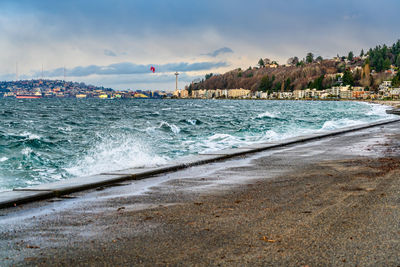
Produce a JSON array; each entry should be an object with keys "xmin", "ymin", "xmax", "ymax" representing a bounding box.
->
[
  {"xmin": 287, "ymin": 57, "xmax": 299, "ymax": 66},
  {"xmin": 284, "ymin": 78, "xmax": 293, "ymax": 91},
  {"xmin": 383, "ymin": 58, "xmax": 391, "ymax": 70},
  {"xmin": 258, "ymin": 58, "xmax": 265, "ymax": 68},
  {"xmin": 306, "ymin": 52, "xmax": 314, "ymax": 63},
  {"xmin": 273, "ymin": 82, "xmax": 282, "ymax": 92},
  {"xmin": 396, "ymin": 54, "xmax": 400, "ymax": 67},
  {"xmin": 309, "ymin": 75, "xmax": 324, "ymax": 90},
  {"xmin": 205, "ymin": 73, "xmax": 213, "ymax": 80},
  {"xmin": 187, "ymin": 84, "xmax": 192, "ymax": 95},
  {"xmin": 259, "ymin": 75, "xmax": 269, "ymax": 92},
  {"xmin": 316, "ymin": 56, "xmax": 323, "ymax": 62},
  {"xmin": 348, "ymin": 51, "xmax": 354, "ymax": 61},
  {"xmin": 360, "ymin": 49, "xmax": 364, "ymax": 57},
  {"xmin": 392, "ymin": 72, "xmax": 400, "ymax": 87},
  {"xmin": 259, "ymin": 75, "xmax": 274, "ymax": 93},
  {"xmin": 342, "ymin": 69, "xmax": 354, "ymax": 86}
]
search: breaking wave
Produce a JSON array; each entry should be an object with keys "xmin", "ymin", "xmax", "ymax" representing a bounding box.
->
[{"xmin": 66, "ymin": 133, "xmax": 168, "ymax": 177}]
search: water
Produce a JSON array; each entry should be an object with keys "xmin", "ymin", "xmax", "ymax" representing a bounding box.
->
[{"xmin": 0, "ymin": 99, "xmax": 393, "ymax": 191}]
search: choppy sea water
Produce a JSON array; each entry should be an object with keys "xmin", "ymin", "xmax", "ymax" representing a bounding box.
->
[{"xmin": 0, "ymin": 99, "xmax": 393, "ymax": 191}]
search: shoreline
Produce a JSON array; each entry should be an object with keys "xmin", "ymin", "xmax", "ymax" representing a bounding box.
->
[{"xmin": 0, "ymin": 121, "xmax": 399, "ymax": 265}]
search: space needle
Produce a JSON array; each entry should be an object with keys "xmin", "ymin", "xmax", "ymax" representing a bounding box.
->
[{"xmin": 175, "ymin": 72, "xmax": 179, "ymax": 91}]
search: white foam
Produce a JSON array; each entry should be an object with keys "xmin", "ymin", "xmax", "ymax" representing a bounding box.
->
[
  {"xmin": 0, "ymin": 157, "xmax": 8, "ymax": 162},
  {"xmin": 159, "ymin": 121, "xmax": 180, "ymax": 134},
  {"xmin": 365, "ymin": 103, "xmax": 395, "ymax": 118},
  {"xmin": 320, "ymin": 118, "xmax": 363, "ymax": 131},
  {"xmin": 186, "ymin": 119, "xmax": 197, "ymax": 125},
  {"xmin": 20, "ymin": 131, "xmax": 41, "ymax": 140},
  {"xmin": 21, "ymin": 147, "xmax": 33, "ymax": 155},
  {"xmin": 65, "ymin": 134, "xmax": 168, "ymax": 177},
  {"xmin": 257, "ymin": 111, "xmax": 279, "ymax": 118}
]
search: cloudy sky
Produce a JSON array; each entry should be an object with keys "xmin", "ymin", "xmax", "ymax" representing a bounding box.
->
[{"xmin": 0, "ymin": 0, "xmax": 399, "ymax": 91}]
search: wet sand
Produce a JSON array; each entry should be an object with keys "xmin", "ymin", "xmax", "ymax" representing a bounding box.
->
[{"xmin": 0, "ymin": 122, "xmax": 400, "ymax": 266}]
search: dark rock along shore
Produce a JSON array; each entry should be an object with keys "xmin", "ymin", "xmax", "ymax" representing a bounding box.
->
[{"xmin": 0, "ymin": 122, "xmax": 400, "ymax": 266}]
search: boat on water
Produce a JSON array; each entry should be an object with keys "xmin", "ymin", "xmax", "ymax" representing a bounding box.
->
[{"xmin": 16, "ymin": 94, "xmax": 42, "ymax": 99}]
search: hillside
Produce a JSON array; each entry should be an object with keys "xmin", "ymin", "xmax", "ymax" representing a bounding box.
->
[
  {"xmin": 189, "ymin": 60, "xmax": 341, "ymax": 92},
  {"xmin": 188, "ymin": 40, "xmax": 400, "ymax": 93}
]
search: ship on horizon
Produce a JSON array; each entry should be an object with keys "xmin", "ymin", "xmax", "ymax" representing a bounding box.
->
[{"xmin": 15, "ymin": 92, "xmax": 42, "ymax": 99}]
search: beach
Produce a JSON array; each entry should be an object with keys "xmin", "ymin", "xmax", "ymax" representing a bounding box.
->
[
  {"xmin": 369, "ymin": 100, "xmax": 400, "ymax": 108},
  {"xmin": 0, "ymin": 120, "xmax": 399, "ymax": 266}
]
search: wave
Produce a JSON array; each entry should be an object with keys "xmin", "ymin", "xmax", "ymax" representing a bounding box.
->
[
  {"xmin": 179, "ymin": 119, "xmax": 203, "ymax": 126},
  {"xmin": 0, "ymin": 157, "xmax": 8, "ymax": 162},
  {"xmin": 320, "ymin": 118, "xmax": 363, "ymax": 131},
  {"xmin": 20, "ymin": 131, "xmax": 42, "ymax": 140},
  {"xmin": 257, "ymin": 111, "xmax": 280, "ymax": 119},
  {"xmin": 21, "ymin": 147, "xmax": 33, "ymax": 156},
  {"xmin": 365, "ymin": 103, "xmax": 393, "ymax": 117},
  {"xmin": 65, "ymin": 133, "xmax": 168, "ymax": 177},
  {"xmin": 146, "ymin": 121, "xmax": 181, "ymax": 134}
]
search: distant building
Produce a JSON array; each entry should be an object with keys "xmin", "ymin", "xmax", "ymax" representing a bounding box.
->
[
  {"xmin": 278, "ymin": 92, "xmax": 293, "ymax": 99},
  {"xmin": 382, "ymin": 81, "xmax": 392, "ymax": 88},
  {"xmin": 173, "ymin": 89, "xmax": 188, "ymax": 98},
  {"xmin": 180, "ymin": 89, "xmax": 189, "ymax": 98},
  {"xmin": 227, "ymin": 88, "xmax": 251, "ymax": 98},
  {"xmin": 339, "ymin": 86, "xmax": 352, "ymax": 99},
  {"xmin": 293, "ymin": 89, "xmax": 305, "ymax": 99},
  {"xmin": 391, "ymin": 88, "xmax": 400, "ymax": 99},
  {"xmin": 352, "ymin": 87, "xmax": 367, "ymax": 99}
]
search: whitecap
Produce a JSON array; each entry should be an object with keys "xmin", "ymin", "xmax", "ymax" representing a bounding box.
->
[
  {"xmin": 21, "ymin": 147, "xmax": 33, "ymax": 155},
  {"xmin": 159, "ymin": 121, "xmax": 181, "ymax": 134},
  {"xmin": 257, "ymin": 111, "xmax": 279, "ymax": 119},
  {"xmin": 186, "ymin": 119, "xmax": 197, "ymax": 125},
  {"xmin": 0, "ymin": 157, "xmax": 8, "ymax": 162},
  {"xmin": 320, "ymin": 118, "xmax": 361, "ymax": 131},
  {"xmin": 65, "ymin": 133, "xmax": 169, "ymax": 178},
  {"xmin": 20, "ymin": 131, "xmax": 41, "ymax": 140}
]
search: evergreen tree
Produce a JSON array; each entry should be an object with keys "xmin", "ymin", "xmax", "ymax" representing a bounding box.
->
[
  {"xmin": 258, "ymin": 58, "xmax": 265, "ymax": 68},
  {"xmin": 306, "ymin": 53, "xmax": 314, "ymax": 63},
  {"xmin": 284, "ymin": 78, "xmax": 293, "ymax": 91},
  {"xmin": 348, "ymin": 51, "xmax": 354, "ymax": 61},
  {"xmin": 383, "ymin": 58, "xmax": 392, "ymax": 70},
  {"xmin": 342, "ymin": 69, "xmax": 354, "ymax": 86},
  {"xmin": 396, "ymin": 54, "xmax": 400, "ymax": 67},
  {"xmin": 273, "ymin": 82, "xmax": 281, "ymax": 92},
  {"xmin": 392, "ymin": 72, "xmax": 400, "ymax": 87},
  {"xmin": 309, "ymin": 75, "xmax": 324, "ymax": 90},
  {"xmin": 360, "ymin": 49, "xmax": 364, "ymax": 57},
  {"xmin": 205, "ymin": 73, "xmax": 213, "ymax": 80},
  {"xmin": 259, "ymin": 75, "xmax": 273, "ymax": 92}
]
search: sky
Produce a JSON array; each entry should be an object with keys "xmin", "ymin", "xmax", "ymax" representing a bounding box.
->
[{"xmin": 0, "ymin": 0, "xmax": 399, "ymax": 91}]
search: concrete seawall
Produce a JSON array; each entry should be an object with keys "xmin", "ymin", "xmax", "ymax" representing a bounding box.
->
[{"xmin": 1, "ymin": 117, "xmax": 400, "ymax": 209}]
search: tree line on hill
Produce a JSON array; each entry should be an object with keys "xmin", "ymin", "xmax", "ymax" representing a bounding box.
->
[{"xmin": 187, "ymin": 40, "xmax": 400, "ymax": 94}]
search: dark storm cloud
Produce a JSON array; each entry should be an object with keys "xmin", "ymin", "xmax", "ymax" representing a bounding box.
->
[
  {"xmin": 205, "ymin": 47, "xmax": 234, "ymax": 57},
  {"xmin": 104, "ymin": 49, "xmax": 117, "ymax": 57}
]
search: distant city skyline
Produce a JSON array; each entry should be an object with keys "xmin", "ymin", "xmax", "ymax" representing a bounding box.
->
[{"xmin": 0, "ymin": 0, "xmax": 399, "ymax": 91}]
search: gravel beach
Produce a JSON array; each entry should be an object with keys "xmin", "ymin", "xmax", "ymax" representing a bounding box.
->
[{"xmin": 0, "ymin": 122, "xmax": 399, "ymax": 266}]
